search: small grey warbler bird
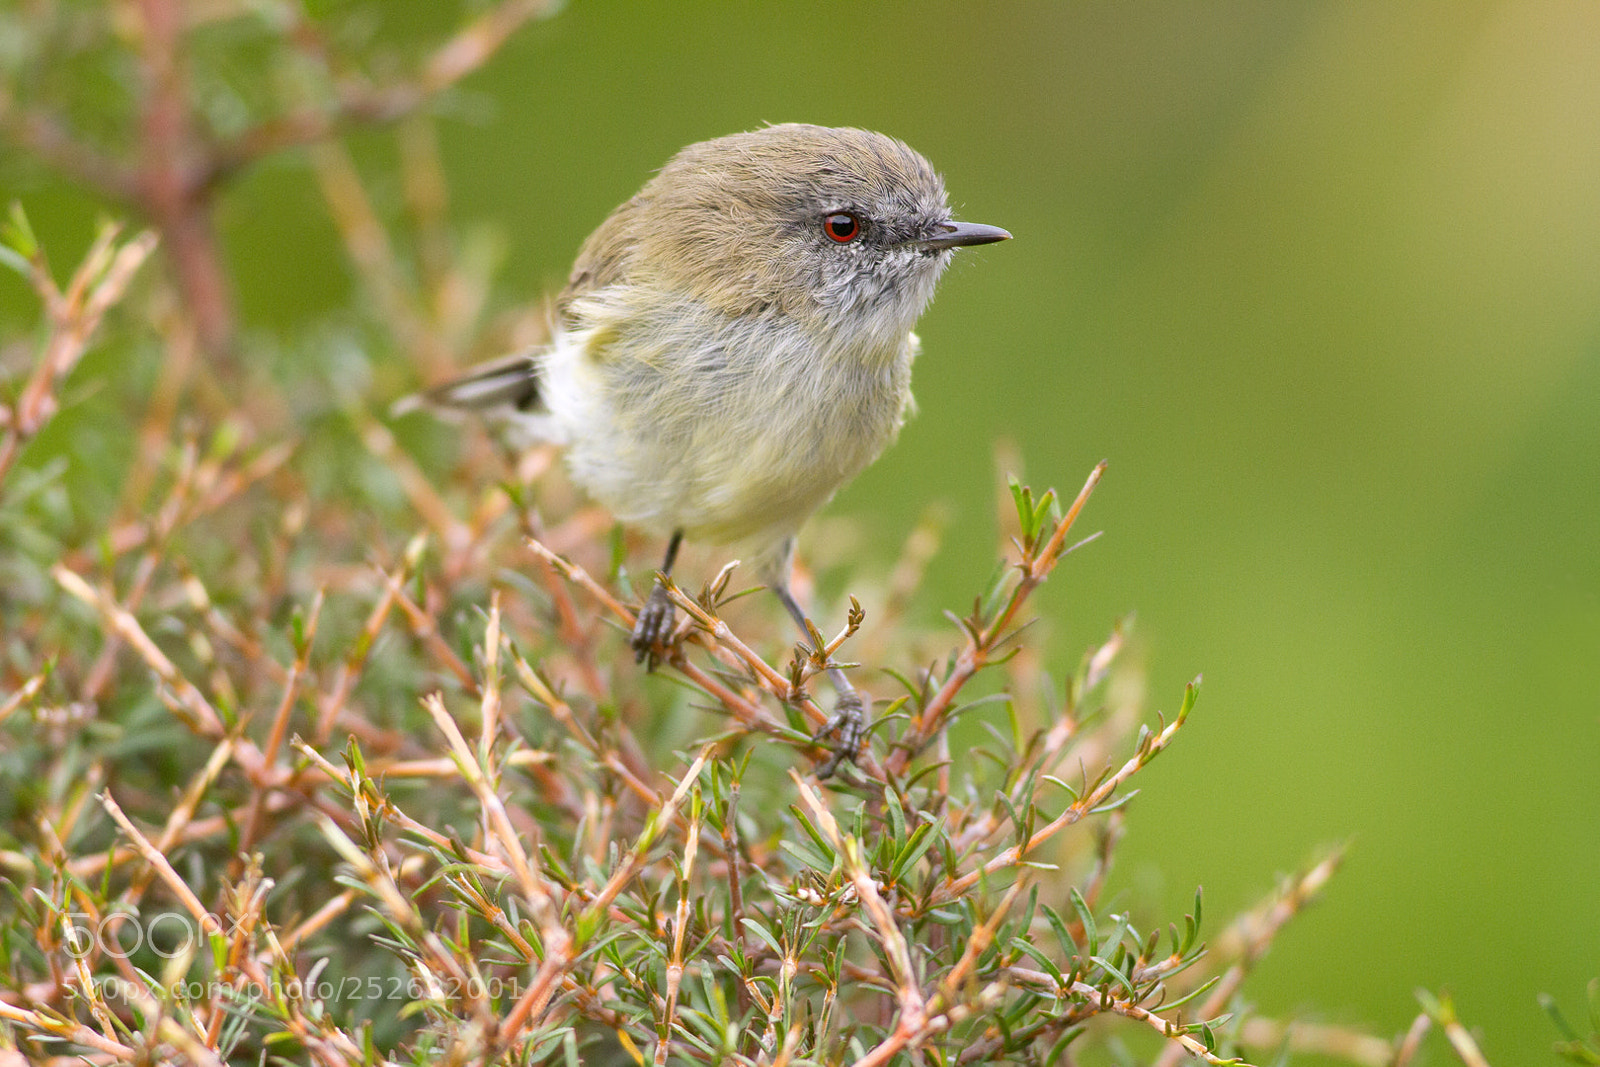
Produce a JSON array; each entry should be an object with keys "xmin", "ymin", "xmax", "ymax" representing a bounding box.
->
[{"xmin": 411, "ymin": 123, "xmax": 1008, "ymax": 775}]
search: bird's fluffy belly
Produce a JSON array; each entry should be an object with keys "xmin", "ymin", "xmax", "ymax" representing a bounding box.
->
[{"xmin": 543, "ymin": 317, "xmax": 913, "ymax": 549}]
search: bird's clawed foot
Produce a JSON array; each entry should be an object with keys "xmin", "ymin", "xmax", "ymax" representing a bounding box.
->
[
  {"xmin": 812, "ymin": 689, "xmax": 866, "ymax": 779},
  {"xmin": 630, "ymin": 581, "xmax": 677, "ymax": 669}
]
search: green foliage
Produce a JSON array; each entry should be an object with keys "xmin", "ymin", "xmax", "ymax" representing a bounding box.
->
[{"xmin": 1542, "ymin": 981, "xmax": 1600, "ymax": 1065}]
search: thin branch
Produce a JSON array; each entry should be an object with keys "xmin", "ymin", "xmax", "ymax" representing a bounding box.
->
[
  {"xmin": 1155, "ymin": 850, "xmax": 1345, "ymax": 1067},
  {"xmin": 0, "ymin": 92, "xmax": 137, "ymax": 200},
  {"xmin": 0, "ymin": 226, "xmax": 159, "ymax": 485},
  {"xmin": 933, "ymin": 676, "xmax": 1198, "ymax": 905},
  {"xmin": 201, "ymin": 0, "xmax": 560, "ymax": 188},
  {"xmin": 885, "ymin": 461, "xmax": 1105, "ymax": 777}
]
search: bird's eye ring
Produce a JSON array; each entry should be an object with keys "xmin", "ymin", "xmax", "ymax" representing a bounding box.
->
[{"xmin": 823, "ymin": 212, "xmax": 861, "ymax": 243}]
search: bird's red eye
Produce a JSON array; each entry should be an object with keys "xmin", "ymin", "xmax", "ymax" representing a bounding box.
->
[{"xmin": 823, "ymin": 212, "xmax": 861, "ymax": 243}]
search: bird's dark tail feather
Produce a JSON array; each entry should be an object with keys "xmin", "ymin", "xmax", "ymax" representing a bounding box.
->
[{"xmin": 391, "ymin": 353, "xmax": 543, "ymax": 417}]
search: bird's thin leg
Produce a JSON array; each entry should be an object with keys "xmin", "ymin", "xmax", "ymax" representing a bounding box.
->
[
  {"xmin": 631, "ymin": 530, "xmax": 683, "ymax": 668},
  {"xmin": 772, "ymin": 580, "xmax": 865, "ymax": 778}
]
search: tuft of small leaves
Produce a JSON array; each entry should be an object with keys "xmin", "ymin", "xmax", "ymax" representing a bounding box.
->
[
  {"xmin": 1009, "ymin": 477, "xmax": 1062, "ymax": 556},
  {"xmin": 1543, "ymin": 982, "xmax": 1600, "ymax": 1065}
]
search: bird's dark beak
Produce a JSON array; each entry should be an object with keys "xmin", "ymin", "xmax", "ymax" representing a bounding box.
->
[{"xmin": 908, "ymin": 220, "xmax": 1012, "ymax": 251}]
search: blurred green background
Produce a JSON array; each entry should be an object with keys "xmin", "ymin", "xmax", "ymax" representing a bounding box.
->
[{"xmin": 6, "ymin": 0, "xmax": 1597, "ymax": 1059}]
